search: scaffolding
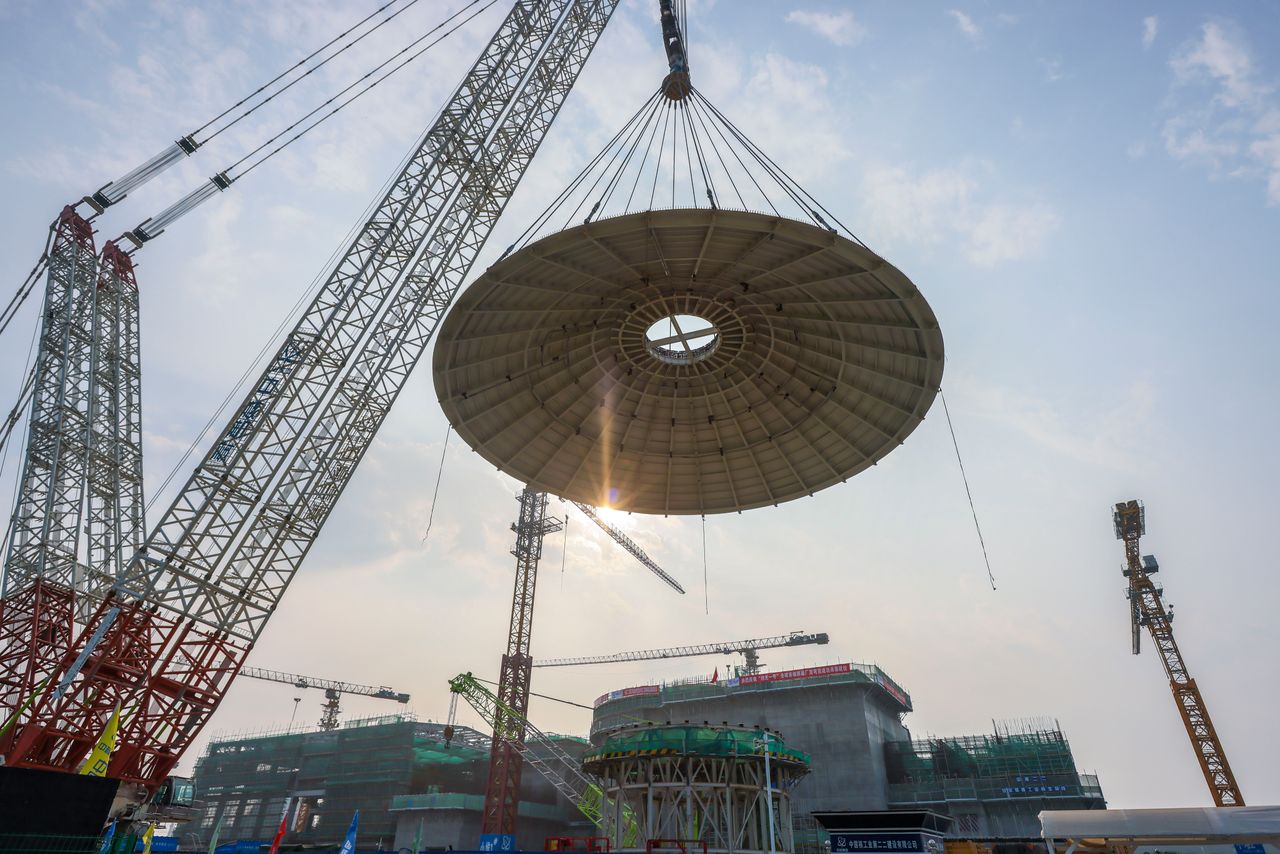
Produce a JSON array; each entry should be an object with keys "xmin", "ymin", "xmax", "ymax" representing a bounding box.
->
[
  {"xmin": 194, "ymin": 718, "xmax": 492, "ymax": 842},
  {"xmin": 883, "ymin": 720, "xmax": 1104, "ymax": 806},
  {"xmin": 584, "ymin": 725, "xmax": 809, "ymax": 854}
]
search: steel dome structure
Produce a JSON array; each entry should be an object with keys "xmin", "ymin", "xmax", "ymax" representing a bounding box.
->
[{"xmin": 433, "ymin": 207, "xmax": 943, "ymax": 516}]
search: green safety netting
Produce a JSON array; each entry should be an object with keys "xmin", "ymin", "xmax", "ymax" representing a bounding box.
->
[
  {"xmin": 586, "ymin": 726, "xmax": 809, "ymax": 765},
  {"xmin": 412, "ymin": 735, "xmax": 488, "ymax": 765}
]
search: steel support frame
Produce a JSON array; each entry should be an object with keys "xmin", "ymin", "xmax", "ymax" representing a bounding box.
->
[
  {"xmin": 1114, "ymin": 500, "xmax": 1244, "ymax": 807},
  {"xmin": 11, "ymin": 0, "xmax": 620, "ymax": 787},
  {"xmin": 590, "ymin": 753, "xmax": 803, "ymax": 854}
]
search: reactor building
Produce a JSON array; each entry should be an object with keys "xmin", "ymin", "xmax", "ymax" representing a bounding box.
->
[{"xmin": 589, "ymin": 662, "xmax": 1106, "ymax": 844}]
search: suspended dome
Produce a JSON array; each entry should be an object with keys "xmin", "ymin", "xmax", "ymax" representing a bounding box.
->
[{"xmin": 432, "ymin": 207, "xmax": 943, "ymax": 516}]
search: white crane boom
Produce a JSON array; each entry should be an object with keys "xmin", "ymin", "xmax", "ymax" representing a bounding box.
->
[{"xmin": 535, "ymin": 631, "xmax": 829, "ymax": 672}]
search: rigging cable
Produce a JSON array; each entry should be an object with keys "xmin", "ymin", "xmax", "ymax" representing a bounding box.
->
[
  {"xmin": 125, "ymin": 0, "xmax": 499, "ymax": 245},
  {"xmin": 560, "ymin": 516, "xmax": 569, "ymax": 592},
  {"xmin": 142, "ymin": 79, "xmax": 456, "ymax": 514},
  {"xmin": 701, "ymin": 514, "xmax": 709, "ymax": 615},
  {"xmin": 194, "ymin": 0, "xmax": 429, "ymax": 146},
  {"xmin": 473, "ymin": 677, "xmax": 594, "ymax": 712},
  {"xmin": 939, "ymin": 388, "xmax": 998, "ymax": 591},
  {"xmin": 422, "ymin": 424, "xmax": 452, "ymax": 544},
  {"xmin": 0, "ymin": 225, "xmax": 55, "ymax": 341},
  {"xmin": 0, "ymin": 319, "xmax": 42, "ymax": 560}
]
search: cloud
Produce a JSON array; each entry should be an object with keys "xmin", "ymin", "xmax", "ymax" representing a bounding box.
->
[
  {"xmin": 860, "ymin": 164, "xmax": 1059, "ymax": 266},
  {"xmin": 785, "ymin": 10, "xmax": 866, "ymax": 47},
  {"xmin": 963, "ymin": 203, "xmax": 1060, "ymax": 266},
  {"xmin": 1040, "ymin": 57, "xmax": 1065, "ymax": 83},
  {"xmin": 953, "ymin": 377, "xmax": 1157, "ymax": 473},
  {"xmin": 1142, "ymin": 16, "xmax": 1158, "ymax": 50},
  {"xmin": 1172, "ymin": 21, "xmax": 1266, "ymax": 108},
  {"xmin": 947, "ymin": 10, "xmax": 981, "ymax": 42},
  {"xmin": 1162, "ymin": 19, "xmax": 1280, "ymax": 203}
]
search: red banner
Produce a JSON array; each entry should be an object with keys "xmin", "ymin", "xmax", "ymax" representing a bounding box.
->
[
  {"xmin": 594, "ymin": 684, "xmax": 661, "ymax": 707},
  {"xmin": 735, "ymin": 663, "xmax": 851, "ymax": 686}
]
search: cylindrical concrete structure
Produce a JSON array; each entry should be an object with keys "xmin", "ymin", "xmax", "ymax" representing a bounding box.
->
[{"xmin": 583, "ymin": 723, "xmax": 810, "ymax": 854}]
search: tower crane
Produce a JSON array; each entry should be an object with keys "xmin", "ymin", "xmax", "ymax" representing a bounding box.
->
[
  {"xmin": 479, "ymin": 488, "xmax": 681, "ymax": 841},
  {"xmin": 239, "ymin": 666, "xmax": 410, "ymax": 731},
  {"xmin": 535, "ymin": 631, "xmax": 829, "ymax": 675},
  {"xmin": 1112, "ymin": 500, "xmax": 1244, "ymax": 806},
  {"xmin": 3, "ymin": 0, "xmax": 623, "ymax": 790}
]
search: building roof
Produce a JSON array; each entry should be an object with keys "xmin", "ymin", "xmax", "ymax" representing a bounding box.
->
[
  {"xmin": 434, "ymin": 208, "xmax": 944, "ymax": 516},
  {"xmin": 593, "ymin": 662, "xmax": 912, "ymax": 716},
  {"xmin": 1040, "ymin": 806, "xmax": 1280, "ymax": 844}
]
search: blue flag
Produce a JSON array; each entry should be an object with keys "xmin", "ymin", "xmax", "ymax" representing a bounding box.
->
[
  {"xmin": 337, "ymin": 810, "xmax": 359, "ymax": 854},
  {"xmin": 97, "ymin": 820, "xmax": 116, "ymax": 854}
]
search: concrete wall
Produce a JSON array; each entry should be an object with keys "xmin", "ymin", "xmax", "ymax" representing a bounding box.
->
[{"xmin": 593, "ymin": 681, "xmax": 909, "ymax": 814}]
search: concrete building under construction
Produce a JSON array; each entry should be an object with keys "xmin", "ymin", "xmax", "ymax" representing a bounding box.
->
[
  {"xmin": 192, "ymin": 714, "xmax": 588, "ymax": 850},
  {"xmin": 589, "ymin": 663, "xmax": 1106, "ymax": 845}
]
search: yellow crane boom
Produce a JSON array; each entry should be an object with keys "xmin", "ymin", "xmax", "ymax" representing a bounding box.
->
[{"xmin": 1113, "ymin": 500, "xmax": 1243, "ymax": 806}]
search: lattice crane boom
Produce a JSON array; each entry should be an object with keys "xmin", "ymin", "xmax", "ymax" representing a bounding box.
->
[
  {"xmin": 6, "ymin": 0, "xmax": 622, "ymax": 788},
  {"xmin": 570, "ymin": 502, "xmax": 684, "ymax": 594},
  {"xmin": 240, "ymin": 665, "xmax": 409, "ymax": 731},
  {"xmin": 449, "ymin": 672, "xmax": 637, "ymax": 845},
  {"xmin": 240, "ymin": 666, "xmax": 410, "ymax": 702},
  {"xmin": 535, "ymin": 631, "xmax": 829, "ymax": 671},
  {"xmin": 1113, "ymin": 500, "xmax": 1244, "ymax": 807}
]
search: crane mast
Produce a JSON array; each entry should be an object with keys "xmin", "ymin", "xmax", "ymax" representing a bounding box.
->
[
  {"xmin": 485, "ymin": 489, "xmax": 563, "ymax": 838},
  {"xmin": 0, "ymin": 212, "xmax": 145, "ymax": 744},
  {"xmin": 4, "ymin": 0, "xmax": 622, "ymax": 788},
  {"xmin": 1113, "ymin": 500, "xmax": 1244, "ymax": 807},
  {"xmin": 535, "ymin": 631, "xmax": 829, "ymax": 673}
]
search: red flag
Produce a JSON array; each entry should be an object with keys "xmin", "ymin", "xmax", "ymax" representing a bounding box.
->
[
  {"xmin": 711, "ymin": 667, "xmax": 719, "ymax": 683},
  {"xmin": 268, "ymin": 804, "xmax": 290, "ymax": 854}
]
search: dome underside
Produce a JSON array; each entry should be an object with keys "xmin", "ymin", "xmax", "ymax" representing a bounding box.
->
[{"xmin": 433, "ymin": 208, "xmax": 944, "ymax": 515}]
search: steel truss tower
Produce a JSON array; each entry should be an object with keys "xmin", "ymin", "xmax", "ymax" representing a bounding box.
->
[
  {"xmin": 4, "ymin": 0, "xmax": 621, "ymax": 788},
  {"xmin": 0, "ymin": 213, "xmax": 148, "ymax": 756},
  {"xmin": 84, "ymin": 242, "xmax": 146, "ymax": 600},
  {"xmin": 0, "ymin": 207, "xmax": 99, "ymax": 732},
  {"xmin": 1113, "ymin": 500, "xmax": 1244, "ymax": 807},
  {"xmin": 484, "ymin": 489, "xmax": 562, "ymax": 837}
]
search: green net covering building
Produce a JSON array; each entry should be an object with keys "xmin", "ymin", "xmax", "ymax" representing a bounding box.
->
[
  {"xmin": 193, "ymin": 713, "xmax": 587, "ymax": 850},
  {"xmin": 883, "ymin": 719, "xmax": 1105, "ymax": 837}
]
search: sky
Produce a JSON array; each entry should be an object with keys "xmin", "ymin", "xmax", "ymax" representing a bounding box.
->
[{"xmin": 1, "ymin": 0, "xmax": 1278, "ymax": 812}]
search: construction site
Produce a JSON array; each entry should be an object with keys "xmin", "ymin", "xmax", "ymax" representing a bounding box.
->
[{"xmin": 0, "ymin": 1, "xmax": 1277, "ymax": 853}]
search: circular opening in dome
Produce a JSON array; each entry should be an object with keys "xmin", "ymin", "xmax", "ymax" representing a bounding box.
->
[{"xmin": 644, "ymin": 314, "xmax": 720, "ymax": 365}]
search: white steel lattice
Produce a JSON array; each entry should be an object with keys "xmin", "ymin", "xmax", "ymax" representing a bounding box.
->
[
  {"xmin": 8, "ymin": 0, "xmax": 621, "ymax": 788},
  {"xmin": 83, "ymin": 242, "xmax": 146, "ymax": 607},
  {"xmin": 2, "ymin": 209, "xmax": 98, "ymax": 600},
  {"xmin": 120, "ymin": 0, "xmax": 619, "ymax": 641}
]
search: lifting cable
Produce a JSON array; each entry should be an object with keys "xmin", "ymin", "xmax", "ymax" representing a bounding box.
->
[
  {"xmin": 701, "ymin": 514, "xmax": 709, "ymax": 616},
  {"xmin": 93, "ymin": 0, "xmax": 431, "ymax": 211},
  {"xmin": 497, "ymin": 79, "xmax": 873, "ymax": 258},
  {"xmin": 472, "ymin": 676, "xmax": 594, "ymax": 712},
  {"xmin": 939, "ymin": 388, "xmax": 998, "ymax": 591},
  {"xmin": 422, "ymin": 423, "xmax": 452, "ymax": 544},
  {"xmin": 123, "ymin": 0, "xmax": 498, "ymax": 246},
  {"xmin": 0, "ymin": 0, "xmax": 486, "ymax": 346},
  {"xmin": 560, "ymin": 516, "xmax": 569, "ymax": 592}
]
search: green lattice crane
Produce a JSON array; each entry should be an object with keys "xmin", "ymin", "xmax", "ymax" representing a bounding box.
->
[{"xmin": 448, "ymin": 672, "xmax": 638, "ymax": 845}]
